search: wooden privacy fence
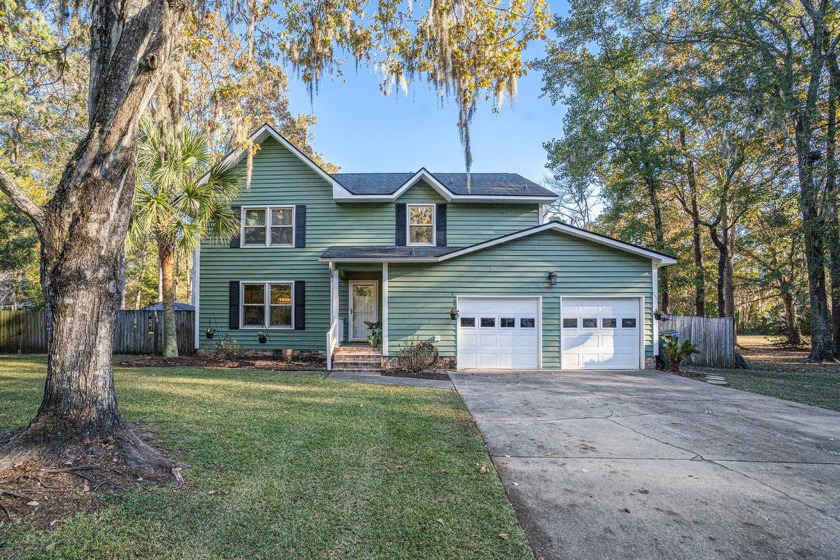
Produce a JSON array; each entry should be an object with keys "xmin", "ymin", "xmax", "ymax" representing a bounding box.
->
[
  {"xmin": 0, "ymin": 310, "xmax": 195, "ymax": 355},
  {"xmin": 658, "ymin": 314, "xmax": 736, "ymax": 368}
]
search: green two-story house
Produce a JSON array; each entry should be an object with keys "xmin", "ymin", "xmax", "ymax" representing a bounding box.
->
[{"xmin": 194, "ymin": 125, "xmax": 676, "ymax": 371}]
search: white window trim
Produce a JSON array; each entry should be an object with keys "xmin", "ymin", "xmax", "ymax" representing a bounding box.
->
[
  {"xmin": 240, "ymin": 206, "xmax": 296, "ymax": 248},
  {"xmin": 239, "ymin": 281, "xmax": 295, "ymax": 330},
  {"xmin": 406, "ymin": 204, "xmax": 436, "ymax": 246}
]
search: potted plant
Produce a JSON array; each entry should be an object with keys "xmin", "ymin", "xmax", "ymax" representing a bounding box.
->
[
  {"xmin": 205, "ymin": 328, "xmax": 216, "ymax": 339},
  {"xmin": 448, "ymin": 307, "xmax": 459, "ymax": 320},
  {"xmin": 257, "ymin": 331, "xmax": 268, "ymax": 344},
  {"xmin": 364, "ymin": 321, "xmax": 382, "ymax": 348}
]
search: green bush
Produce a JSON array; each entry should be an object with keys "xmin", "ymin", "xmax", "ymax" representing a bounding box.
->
[{"xmin": 661, "ymin": 335, "xmax": 699, "ymax": 373}]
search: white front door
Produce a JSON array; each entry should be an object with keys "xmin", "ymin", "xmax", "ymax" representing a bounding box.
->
[
  {"xmin": 561, "ymin": 297, "xmax": 642, "ymax": 370},
  {"xmin": 349, "ymin": 281, "xmax": 378, "ymax": 341},
  {"xmin": 457, "ymin": 297, "xmax": 540, "ymax": 370}
]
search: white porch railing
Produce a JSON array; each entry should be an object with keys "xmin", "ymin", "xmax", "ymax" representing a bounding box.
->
[{"xmin": 326, "ymin": 318, "xmax": 343, "ymax": 371}]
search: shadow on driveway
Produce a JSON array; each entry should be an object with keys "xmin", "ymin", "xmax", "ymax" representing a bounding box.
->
[{"xmin": 451, "ymin": 369, "xmax": 840, "ymax": 560}]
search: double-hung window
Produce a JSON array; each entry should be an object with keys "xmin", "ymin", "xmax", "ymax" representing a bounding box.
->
[
  {"xmin": 241, "ymin": 282, "xmax": 294, "ymax": 328},
  {"xmin": 242, "ymin": 207, "xmax": 294, "ymax": 247},
  {"xmin": 408, "ymin": 204, "xmax": 435, "ymax": 245}
]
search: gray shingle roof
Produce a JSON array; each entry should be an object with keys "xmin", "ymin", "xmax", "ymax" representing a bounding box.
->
[
  {"xmin": 321, "ymin": 246, "xmax": 461, "ymax": 260},
  {"xmin": 331, "ymin": 171, "xmax": 555, "ymax": 197}
]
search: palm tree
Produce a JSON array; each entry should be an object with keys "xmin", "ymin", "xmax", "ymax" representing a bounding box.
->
[{"xmin": 132, "ymin": 118, "xmax": 242, "ymax": 357}]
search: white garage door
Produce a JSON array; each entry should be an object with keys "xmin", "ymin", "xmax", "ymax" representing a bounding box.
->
[
  {"xmin": 561, "ymin": 297, "xmax": 641, "ymax": 370},
  {"xmin": 457, "ymin": 297, "xmax": 539, "ymax": 370}
]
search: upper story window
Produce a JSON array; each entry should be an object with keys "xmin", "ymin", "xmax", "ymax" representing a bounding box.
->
[
  {"xmin": 242, "ymin": 206, "xmax": 294, "ymax": 247},
  {"xmin": 408, "ymin": 204, "xmax": 435, "ymax": 246}
]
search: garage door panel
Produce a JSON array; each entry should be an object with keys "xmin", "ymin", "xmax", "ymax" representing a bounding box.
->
[
  {"xmin": 562, "ymin": 298, "xmax": 640, "ymax": 370},
  {"xmin": 458, "ymin": 297, "xmax": 539, "ymax": 370}
]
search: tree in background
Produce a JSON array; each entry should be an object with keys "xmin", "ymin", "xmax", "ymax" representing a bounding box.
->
[
  {"xmin": 0, "ymin": 0, "xmax": 550, "ymax": 476},
  {"xmin": 644, "ymin": 0, "xmax": 839, "ymax": 358},
  {"xmin": 539, "ymin": 0, "xmax": 835, "ymax": 358},
  {"xmin": 131, "ymin": 118, "xmax": 242, "ymax": 357}
]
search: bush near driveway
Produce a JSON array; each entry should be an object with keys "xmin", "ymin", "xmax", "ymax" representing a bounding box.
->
[{"xmin": 0, "ymin": 357, "xmax": 532, "ymax": 560}]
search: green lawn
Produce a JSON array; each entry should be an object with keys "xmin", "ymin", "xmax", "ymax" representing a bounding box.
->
[
  {"xmin": 724, "ymin": 368, "xmax": 840, "ymax": 412},
  {"xmin": 0, "ymin": 357, "xmax": 532, "ymax": 559}
]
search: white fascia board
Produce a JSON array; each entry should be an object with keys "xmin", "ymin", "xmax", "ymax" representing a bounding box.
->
[
  {"xmin": 438, "ymin": 222, "xmax": 677, "ymax": 265},
  {"xmin": 332, "ymin": 168, "xmax": 558, "ymax": 204},
  {"xmin": 318, "ymin": 257, "xmax": 440, "ymax": 264},
  {"xmin": 390, "ymin": 169, "xmax": 454, "ymax": 201},
  {"xmin": 198, "ymin": 124, "xmax": 340, "ymax": 189},
  {"xmin": 319, "ymin": 223, "xmax": 676, "ymax": 266}
]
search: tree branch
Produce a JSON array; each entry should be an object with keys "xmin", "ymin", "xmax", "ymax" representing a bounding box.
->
[{"xmin": 0, "ymin": 168, "xmax": 44, "ymax": 230}]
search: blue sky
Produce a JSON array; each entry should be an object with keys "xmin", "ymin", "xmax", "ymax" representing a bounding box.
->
[{"xmin": 285, "ymin": 1, "xmax": 569, "ymax": 184}]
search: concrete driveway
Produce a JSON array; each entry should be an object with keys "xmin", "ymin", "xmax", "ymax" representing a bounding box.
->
[{"xmin": 451, "ymin": 370, "xmax": 840, "ymax": 560}]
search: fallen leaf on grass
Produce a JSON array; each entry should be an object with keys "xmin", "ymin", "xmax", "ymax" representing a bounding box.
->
[
  {"xmin": 436, "ymin": 518, "xmax": 445, "ymax": 526},
  {"xmin": 498, "ymin": 533, "xmax": 510, "ymax": 540},
  {"xmin": 478, "ymin": 466, "xmax": 489, "ymax": 474}
]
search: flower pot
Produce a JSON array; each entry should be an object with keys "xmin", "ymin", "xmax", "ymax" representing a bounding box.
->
[
  {"xmin": 205, "ymin": 330, "xmax": 215, "ymax": 339},
  {"xmin": 448, "ymin": 310, "xmax": 459, "ymax": 320},
  {"xmin": 258, "ymin": 337, "xmax": 267, "ymax": 344}
]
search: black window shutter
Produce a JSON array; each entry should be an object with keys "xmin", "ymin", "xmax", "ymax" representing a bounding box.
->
[
  {"xmin": 294, "ymin": 281, "xmax": 306, "ymax": 330},
  {"xmin": 228, "ymin": 281, "xmax": 240, "ymax": 329},
  {"xmin": 436, "ymin": 204, "xmax": 447, "ymax": 247},
  {"xmin": 294, "ymin": 205, "xmax": 306, "ymax": 248},
  {"xmin": 229, "ymin": 206, "xmax": 241, "ymax": 248},
  {"xmin": 395, "ymin": 203, "xmax": 407, "ymax": 246}
]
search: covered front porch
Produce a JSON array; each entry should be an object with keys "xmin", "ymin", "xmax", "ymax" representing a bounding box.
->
[{"xmin": 326, "ymin": 262, "xmax": 390, "ymax": 370}]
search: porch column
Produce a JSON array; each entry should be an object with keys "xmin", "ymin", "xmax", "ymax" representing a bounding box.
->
[
  {"xmin": 330, "ymin": 263, "xmax": 339, "ymax": 325},
  {"xmin": 382, "ymin": 262, "xmax": 389, "ymax": 356}
]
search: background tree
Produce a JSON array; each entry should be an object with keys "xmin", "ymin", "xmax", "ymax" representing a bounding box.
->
[
  {"xmin": 0, "ymin": 0, "xmax": 550, "ymax": 476},
  {"xmin": 640, "ymin": 0, "xmax": 840, "ymax": 358},
  {"xmin": 539, "ymin": 0, "xmax": 834, "ymax": 359},
  {"xmin": 131, "ymin": 118, "xmax": 242, "ymax": 357}
]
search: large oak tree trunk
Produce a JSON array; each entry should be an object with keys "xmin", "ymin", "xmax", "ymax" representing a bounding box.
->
[{"xmin": 0, "ymin": 0, "xmax": 186, "ymax": 473}]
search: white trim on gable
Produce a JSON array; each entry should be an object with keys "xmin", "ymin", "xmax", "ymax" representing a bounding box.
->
[
  {"xmin": 332, "ymin": 168, "xmax": 557, "ymax": 204},
  {"xmin": 438, "ymin": 223, "xmax": 677, "ymax": 266},
  {"xmin": 320, "ymin": 222, "xmax": 678, "ymax": 266},
  {"xmin": 198, "ymin": 124, "xmax": 341, "ymax": 189},
  {"xmin": 202, "ymin": 124, "xmax": 556, "ymax": 203}
]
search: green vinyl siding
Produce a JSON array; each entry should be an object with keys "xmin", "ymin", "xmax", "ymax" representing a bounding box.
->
[
  {"xmin": 395, "ymin": 181, "xmax": 445, "ymax": 205},
  {"xmin": 198, "ymin": 138, "xmax": 338, "ymax": 350},
  {"xmin": 395, "ymin": 183, "xmax": 540, "ymax": 245},
  {"xmin": 386, "ymin": 229, "xmax": 654, "ymax": 368},
  {"xmin": 447, "ymin": 204, "xmax": 539, "ymax": 245},
  {"xmin": 199, "ymin": 136, "xmax": 545, "ymax": 350}
]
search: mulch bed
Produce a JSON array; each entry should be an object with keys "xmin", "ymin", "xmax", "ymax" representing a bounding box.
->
[
  {"xmin": 382, "ymin": 370, "xmax": 451, "ymax": 381},
  {"xmin": 118, "ymin": 354, "xmax": 325, "ymax": 371}
]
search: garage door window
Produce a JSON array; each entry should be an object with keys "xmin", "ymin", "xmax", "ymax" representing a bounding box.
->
[
  {"xmin": 460, "ymin": 317, "xmax": 476, "ymax": 328},
  {"xmin": 480, "ymin": 318, "xmax": 496, "ymax": 328},
  {"xmin": 602, "ymin": 318, "xmax": 617, "ymax": 328},
  {"xmin": 562, "ymin": 318, "xmax": 577, "ymax": 328},
  {"xmin": 622, "ymin": 318, "xmax": 637, "ymax": 328},
  {"xmin": 582, "ymin": 318, "xmax": 598, "ymax": 328},
  {"xmin": 521, "ymin": 318, "xmax": 536, "ymax": 328},
  {"xmin": 500, "ymin": 318, "xmax": 515, "ymax": 328}
]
